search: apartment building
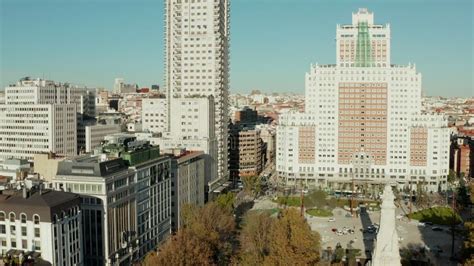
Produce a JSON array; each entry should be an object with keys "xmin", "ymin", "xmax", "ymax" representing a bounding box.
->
[
  {"xmin": 164, "ymin": 149, "xmax": 205, "ymax": 231},
  {"xmin": 452, "ymin": 137, "xmax": 473, "ymax": 178},
  {"xmin": 81, "ymin": 122, "xmax": 122, "ymax": 153},
  {"xmin": 142, "ymin": 97, "xmax": 168, "ymax": 133},
  {"xmin": 229, "ymin": 124, "xmax": 266, "ymax": 183},
  {"xmin": 0, "ymin": 104, "xmax": 77, "ymax": 161},
  {"xmin": 0, "ymin": 188, "xmax": 82, "ymax": 265},
  {"xmin": 53, "ymin": 134, "xmax": 171, "ymax": 265},
  {"xmin": 164, "ymin": 0, "xmax": 230, "ymax": 190},
  {"xmin": 142, "ymin": 97, "xmax": 219, "ymax": 192},
  {"xmin": 114, "ymin": 78, "xmax": 137, "ymax": 94},
  {"xmin": 0, "ymin": 77, "xmax": 96, "ymax": 161},
  {"xmin": 276, "ymin": 9, "xmax": 450, "ymax": 192}
]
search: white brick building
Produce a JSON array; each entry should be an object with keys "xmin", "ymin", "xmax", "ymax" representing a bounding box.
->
[
  {"xmin": 142, "ymin": 97, "xmax": 168, "ymax": 133},
  {"xmin": 276, "ymin": 9, "xmax": 450, "ymax": 192},
  {"xmin": 0, "ymin": 77, "xmax": 96, "ymax": 161}
]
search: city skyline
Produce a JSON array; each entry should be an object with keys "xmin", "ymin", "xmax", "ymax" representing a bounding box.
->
[{"xmin": 1, "ymin": 0, "xmax": 472, "ymax": 96}]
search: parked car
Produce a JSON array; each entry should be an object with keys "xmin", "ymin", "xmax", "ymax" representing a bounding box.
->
[
  {"xmin": 425, "ymin": 222, "xmax": 433, "ymax": 226},
  {"xmin": 328, "ymin": 217, "xmax": 336, "ymax": 222},
  {"xmin": 432, "ymin": 245, "xmax": 443, "ymax": 253},
  {"xmin": 418, "ymin": 222, "xmax": 426, "ymax": 227},
  {"xmin": 331, "ymin": 228, "xmax": 338, "ymax": 232},
  {"xmin": 432, "ymin": 227, "xmax": 443, "ymax": 231}
]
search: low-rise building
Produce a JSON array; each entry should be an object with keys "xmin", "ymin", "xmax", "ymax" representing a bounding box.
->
[
  {"xmin": 0, "ymin": 188, "xmax": 82, "ymax": 265},
  {"xmin": 83, "ymin": 123, "xmax": 122, "ymax": 153},
  {"xmin": 0, "ymin": 159, "xmax": 30, "ymax": 181},
  {"xmin": 33, "ymin": 153, "xmax": 65, "ymax": 183}
]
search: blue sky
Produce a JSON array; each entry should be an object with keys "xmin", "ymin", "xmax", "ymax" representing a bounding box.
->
[{"xmin": 0, "ymin": 0, "xmax": 472, "ymax": 96}]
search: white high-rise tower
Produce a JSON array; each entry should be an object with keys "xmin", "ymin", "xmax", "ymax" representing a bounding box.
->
[
  {"xmin": 276, "ymin": 8, "xmax": 450, "ymax": 192},
  {"xmin": 164, "ymin": 0, "xmax": 230, "ymax": 190}
]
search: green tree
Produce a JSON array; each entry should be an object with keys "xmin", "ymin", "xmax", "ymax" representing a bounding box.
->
[
  {"xmin": 215, "ymin": 192, "xmax": 236, "ymax": 212},
  {"xmin": 242, "ymin": 175, "xmax": 262, "ymax": 198},
  {"xmin": 457, "ymin": 183, "xmax": 470, "ymax": 208},
  {"xmin": 333, "ymin": 246, "xmax": 345, "ymax": 263},
  {"xmin": 305, "ymin": 189, "xmax": 328, "ymax": 209},
  {"xmin": 462, "ymin": 222, "xmax": 474, "ymax": 265},
  {"xmin": 447, "ymin": 169, "xmax": 456, "ymax": 183}
]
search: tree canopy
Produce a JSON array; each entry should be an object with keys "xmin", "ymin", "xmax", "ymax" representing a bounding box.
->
[
  {"xmin": 144, "ymin": 201, "xmax": 236, "ymax": 265},
  {"xmin": 238, "ymin": 209, "xmax": 321, "ymax": 265}
]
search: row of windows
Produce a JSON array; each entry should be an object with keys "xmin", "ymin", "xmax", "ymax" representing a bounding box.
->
[{"xmin": 0, "ymin": 213, "xmax": 40, "ymax": 224}]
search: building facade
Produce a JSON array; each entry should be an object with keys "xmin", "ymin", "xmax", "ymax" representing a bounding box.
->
[
  {"xmin": 142, "ymin": 97, "xmax": 168, "ymax": 133},
  {"xmin": 229, "ymin": 124, "xmax": 265, "ymax": 183},
  {"xmin": 84, "ymin": 123, "xmax": 122, "ymax": 153},
  {"xmin": 276, "ymin": 9, "xmax": 450, "ymax": 192},
  {"xmin": 53, "ymin": 134, "xmax": 171, "ymax": 265},
  {"xmin": 114, "ymin": 78, "xmax": 137, "ymax": 94},
  {"xmin": 0, "ymin": 104, "xmax": 77, "ymax": 161},
  {"xmin": 0, "ymin": 77, "xmax": 97, "ymax": 161},
  {"xmin": 164, "ymin": 0, "xmax": 230, "ymax": 190},
  {"xmin": 0, "ymin": 188, "xmax": 82, "ymax": 266},
  {"xmin": 452, "ymin": 137, "xmax": 473, "ymax": 178},
  {"xmin": 165, "ymin": 149, "xmax": 205, "ymax": 231},
  {"xmin": 141, "ymin": 97, "xmax": 218, "ymax": 192}
]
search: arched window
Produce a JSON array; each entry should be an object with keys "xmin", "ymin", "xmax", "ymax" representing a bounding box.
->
[
  {"xmin": 9, "ymin": 213, "xmax": 15, "ymax": 222},
  {"xmin": 0, "ymin": 212, "xmax": 5, "ymax": 222},
  {"xmin": 33, "ymin": 215, "xmax": 40, "ymax": 225},
  {"xmin": 20, "ymin": 213, "xmax": 27, "ymax": 223}
]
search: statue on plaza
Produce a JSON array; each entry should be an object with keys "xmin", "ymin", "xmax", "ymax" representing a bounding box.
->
[{"xmin": 372, "ymin": 184, "xmax": 401, "ymax": 266}]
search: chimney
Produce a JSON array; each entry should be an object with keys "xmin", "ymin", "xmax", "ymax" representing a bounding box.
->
[{"xmin": 22, "ymin": 187, "xmax": 28, "ymax": 199}]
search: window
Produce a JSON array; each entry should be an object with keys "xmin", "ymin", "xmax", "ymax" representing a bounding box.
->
[
  {"xmin": 33, "ymin": 215, "xmax": 40, "ymax": 225},
  {"xmin": 9, "ymin": 213, "xmax": 15, "ymax": 222},
  {"xmin": 0, "ymin": 212, "xmax": 4, "ymax": 222},
  {"xmin": 35, "ymin": 228, "xmax": 40, "ymax": 238},
  {"xmin": 0, "ymin": 225, "xmax": 5, "ymax": 234},
  {"xmin": 34, "ymin": 241, "xmax": 41, "ymax": 251},
  {"xmin": 21, "ymin": 226, "xmax": 27, "ymax": 236},
  {"xmin": 10, "ymin": 225, "xmax": 15, "ymax": 235},
  {"xmin": 20, "ymin": 213, "xmax": 27, "ymax": 223}
]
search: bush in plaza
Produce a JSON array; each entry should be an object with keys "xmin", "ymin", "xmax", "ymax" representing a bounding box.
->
[
  {"xmin": 275, "ymin": 196, "xmax": 302, "ymax": 207},
  {"xmin": 408, "ymin": 206, "xmax": 462, "ymax": 225},
  {"xmin": 306, "ymin": 208, "xmax": 333, "ymax": 217}
]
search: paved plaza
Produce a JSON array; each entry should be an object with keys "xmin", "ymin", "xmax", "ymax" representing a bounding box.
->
[{"xmin": 252, "ymin": 197, "xmax": 464, "ymax": 265}]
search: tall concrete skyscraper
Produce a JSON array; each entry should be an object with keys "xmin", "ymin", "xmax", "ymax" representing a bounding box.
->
[
  {"xmin": 276, "ymin": 8, "xmax": 450, "ymax": 192},
  {"xmin": 164, "ymin": 0, "xmax": 230, "ymax": 190}
]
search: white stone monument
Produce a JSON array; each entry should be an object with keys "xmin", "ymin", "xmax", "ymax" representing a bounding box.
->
[{"xmin": 372, "ymin": 184, "xmax": 401, "ymax": 266}]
